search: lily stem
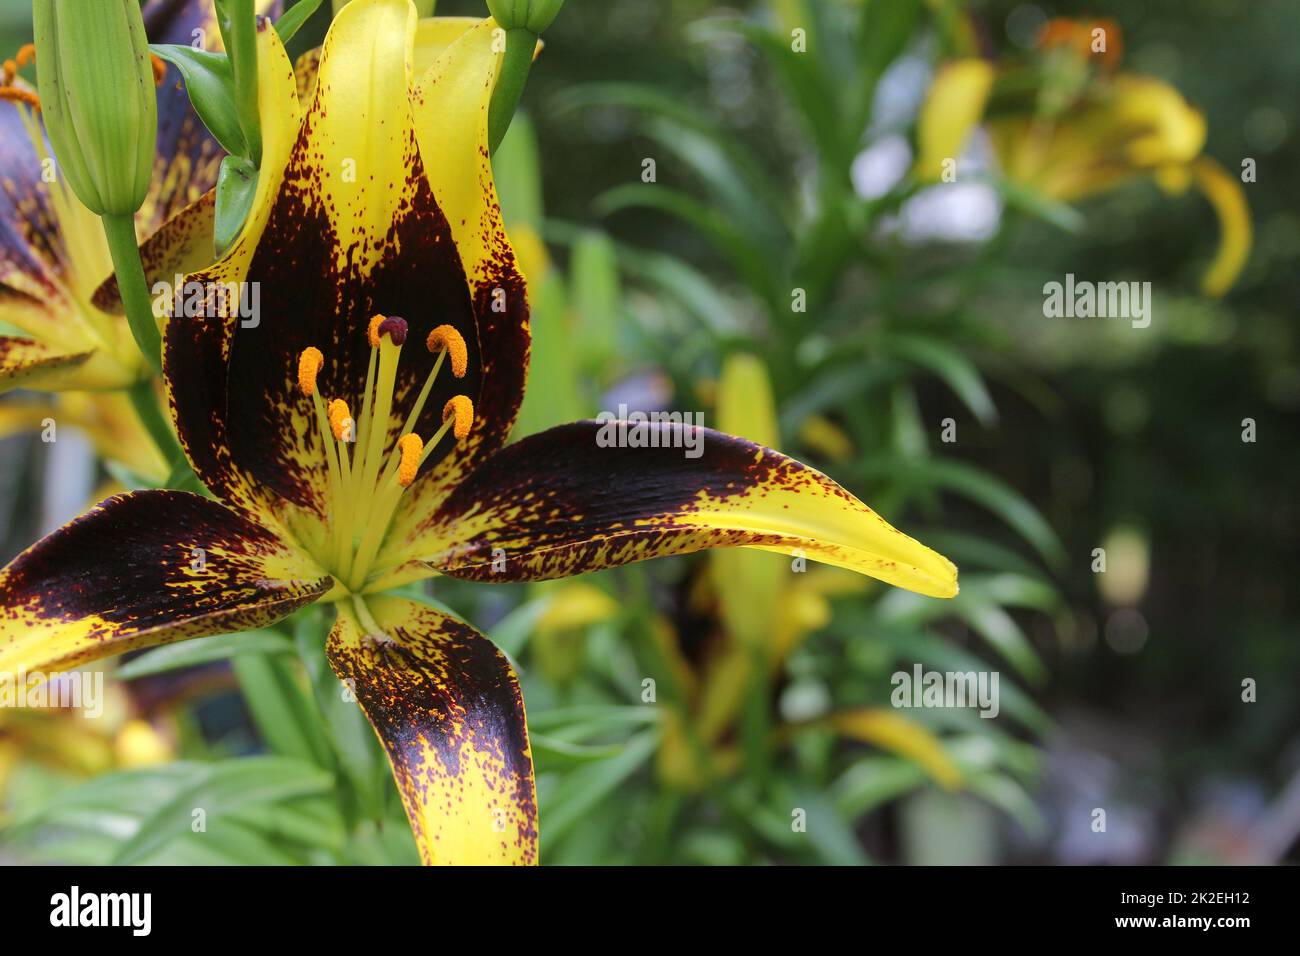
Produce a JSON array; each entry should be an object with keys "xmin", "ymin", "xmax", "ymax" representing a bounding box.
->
[
  {"xmin": 487, "ymin": 28, "xmax": 536, "ymax": 155},
  {"xmin": 125, "ymin": 378, "xmax": 188, "ymax": 484},
  {"xmin": 222, "ymin": 0, "xmax": 262, "ymax": 165},
  {"xmin": 100, "ymin": 213, "xmax": 161, "ymax": 376}
]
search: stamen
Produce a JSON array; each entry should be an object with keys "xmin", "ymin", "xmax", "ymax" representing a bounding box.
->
[
  {"xmin": 396, "ymin": 434, "xmax": 423, "ymax": 487},
  {"xmin": 443, "ymin": 395, "xmax": 474, "ymax": 441},
  {"xmin": 328, "ymin": 399, "xmax": 353, "ymax": 442},
  {"xmin": 151, "ymin": 54, "xmax": 167, "ymax": 86},
  {"xmin": 426, "ymin": 325, "xmax": 468, "ymax": 378},
  {"xmin": 0, "ymin": 88, "xmax": 39, "ymax": 111},
  {"xmin": 2, "ymin": 45, "xmax": 39, "ymax": 109},
  {"xmin": 366, "ymin": 314, "xmax": 386, "ymax": 348},
  {"xmin": 297, "ymin": 347, "xmax": 324, "ymax": 397}
]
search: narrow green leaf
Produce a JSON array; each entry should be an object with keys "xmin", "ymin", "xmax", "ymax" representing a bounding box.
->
[
  {"xmin": 149, "ymin": 44, "xmax": 245, "ymax": 156},
  {"xmin": 115, "ymin": 629, "xmax": 292, "ymax": 679},
  {"xmin": 233, "ymin": 653, "xmax": 335, "ymax": 769},
  {"xmin": 110, "ymin": 756, "xmax": 333, "ymax": 865},
  {"xmin": 274, "ymin": 0, "xmax": 325, "ymax": 44},
  {"xmin": 879, "ymin": 333, "xmax": 998, "ymax": 426}
]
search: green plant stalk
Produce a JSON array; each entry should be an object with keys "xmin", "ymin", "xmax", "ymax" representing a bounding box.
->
[
  {"xmin": 126, "ymin": 379, "xmax": 177, "ymax": 459},
  {"xmin": 101, "ymin": 213, "xmax": 162, "ymax": 375},
  {"xmin": 488, "ymin": 28, "xmax": 535, "ymax": 156},
  {"xmin": 223, "ymin": 0, "xmax": 262, "ymax": 164}
]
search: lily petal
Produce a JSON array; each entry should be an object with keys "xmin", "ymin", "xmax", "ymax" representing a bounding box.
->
[
  {"xmin": 1191, "ymin": 156, "xmax": 1252, "ymax": 297},
  {"xmin": 402, "ymin": 15, "xmax": 530, "ymax": 505},
  {"xmin": 326, "ymin": 595, "xmax": 537, "ymax": 865},
  {"xmin": 407, "ymin": 421, "xmax": 958, "ymax": 599},
  {"xmin": 915, "ymin": 59, "xmax": 995, "ymax": 182},
  {"xmin": 0, "ymin": 335, "xmax": 92, "ymax": 393},
  {"xmin": 0, "ymin": 490, "xmax": 330, "ymax": 675},
  {"xmin": 0, "ymin": 98, "xmax": 66, "ymax": 302}
]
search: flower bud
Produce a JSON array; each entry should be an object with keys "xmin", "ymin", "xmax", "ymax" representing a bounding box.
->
[
  {"xmin": 32, "ymin": 0, "xmax": 158, "ymax": 217},
  {"xmin": 485, "ymin": 0, "xmax": 565, "ymax": 35}
]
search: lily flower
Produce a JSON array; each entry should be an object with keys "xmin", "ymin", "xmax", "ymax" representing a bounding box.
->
[
  {"xmin": 0, "ymin": 0, "xmax": 956, "ymax": 865},
  {"xmin": 0, "ymin": 0, "xmax": 279, "ymax": 394},
  {"xmin": 915, "ymin": 17, "xmax": 1251, "ymax": 296}
]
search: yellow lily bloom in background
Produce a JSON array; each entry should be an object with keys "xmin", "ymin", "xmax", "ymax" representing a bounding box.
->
[
  {"xmin": 658, "ymin": 354, "xmax": 962, "ymax": 793},
  {"xmin": 0, "ymin": 0, "xmax": 956, "ymax": 865},
  {"xmin": 916, "ymin": 17, "xmax": 1251, "ymax": 296},
  {"xmin": 0, "ymin": 0, "xmax": 281, "ymax": 393},
  {"xmin": 0, "ymin": 390, "xmax": 169, "ymax": 485}
]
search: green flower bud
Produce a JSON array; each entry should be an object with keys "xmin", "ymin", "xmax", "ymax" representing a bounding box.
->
[
  {"xmin": 32, "ymin": 0, "xmax": 158, "ymax": 217},
  {"xmin": 485, "ymin": 0, "xmax": 565, "ymax": 35}
]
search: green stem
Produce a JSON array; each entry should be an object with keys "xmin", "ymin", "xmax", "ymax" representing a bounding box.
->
[
  {"xmin": 126, "ymin": 378, "xmax": 186, "ymax": 479},
  {"xmin": 223, "ymin": 0, "xmax": 261, "ymax": 164},
  {"xmin": 100, "ymin": 213, "xmax": 161, "ymax": 375},
  {"xmin": 488, "ymin": 28, "xmax": 536, "ymax": 156}
]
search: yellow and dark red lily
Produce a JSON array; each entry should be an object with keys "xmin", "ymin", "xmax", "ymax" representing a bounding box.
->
[
  {"xmin": 915, "ymin": 17, "xmax": 1251, "ymax": 296},
  {"xmin": 0, "ymin": 0, "xmax": 957, "ymax": 864},
  {"xmin": 0, "ymin": 0, "xmax": 279, "ymax": 393}
]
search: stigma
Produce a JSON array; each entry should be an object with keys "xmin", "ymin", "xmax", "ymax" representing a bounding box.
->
[{"xmin": 294, "ymin": 314, "xmax": 474, "ymax": 593}]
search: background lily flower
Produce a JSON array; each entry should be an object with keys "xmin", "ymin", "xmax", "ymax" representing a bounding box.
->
[
  {"xmin": 0, "ymin": 0, "xmax": 280, "ymax": 394},
  {"xmin": 0, "ymin": 0, "xmax": 955, "ymax": 865},
  {"xmin": 915, "ymin": 18, "xmax": 1251, "ymax": 296}
]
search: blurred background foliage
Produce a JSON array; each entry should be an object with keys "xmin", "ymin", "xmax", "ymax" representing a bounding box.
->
[{"xmin": 0, "ymin": 0, "xmax": 1296, "ymax": 864}]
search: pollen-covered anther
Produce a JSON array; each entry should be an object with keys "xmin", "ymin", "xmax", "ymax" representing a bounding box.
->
[
  {"xmin": 151, "ymin": 54, "xmax": 167, "ymax": 86},
  {"xmin": 396, "ymin": 434, "xmax": 424, "ymax": 487},
  {"xmin": 328, "ymin": 399, "xmax": 353, "ymax": 442},
  {"xmin": 426, "ymin": 324, "xmax": 468, "ymax": 378},
  {"xmin": 297, "ymin": 347, "xmax": 324, "ymax": 397},
  {"xmin": 2, "ymin": 45, "xmax": 38, "ymax": 107},
  {"xmin": 442, "ymin": 395, "xmax": 474, "ymax": 441},
  {"xmin": 366, "ymin": 314, "xmax": 386, "ymax": 348}
]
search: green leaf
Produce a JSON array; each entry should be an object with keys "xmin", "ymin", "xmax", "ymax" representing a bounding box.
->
[
  {"xmin": 149, "ymin": 44, "xmax": 245, "ymax": 157},
  {"xmin": 594, "ymin": 183, "xmax": 779, "ymax": 305},
  {"xmin": 110, "ymin": 756, "xmax": 334, "ymax": 865},
  {"xmin": 878, "ymin": 333, "xmax": 998, "ymax": 427},
  {"xmin": 569, "ymin": 229, "xmax": 624, "ymax": 370},
  {"xmin": 115, "ymin": 629, "xmax": 293, "ymax": 679},
  {"xmin": 861, "ymin": 457, "xmax": 1066, "ymax": 568},
  {"xmin": 274, "ymin": 0, "xmax": 325, "ymax": 44},
  {"xmin": 493, "ymin": 112, "xmax": 544, "ymax": 228},
  {"xmin": 214, "ymin": 154, "xmax": 259, "ymax": 256},
  {"xmin": 539, "ymin": 731, "xmax": 657, "ymax": 848},
  {"xmin": 232, "ymin": 653, "xmax": 335, "ymax": 769},
  {"xmin": 294, "ymin": 621, "xmax": 388, "ymax": 821}
]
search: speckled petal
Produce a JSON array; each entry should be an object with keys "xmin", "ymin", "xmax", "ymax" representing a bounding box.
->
[
  {"xmin": 0, "ymin": 490, "xmax": 330, "ymax": 675},
  {"xmin": 167, "ymin": 1, "xmax": 503, "ymax": 527},
  {"xmin": 326, "ymin": 595, "xmax": 537, "ymax": 865},
  {"xmin": 0, "ymin": 335, "xmax": 92, "ymax": 394},
  {"xmin": 408, "ymin": 420, "xmax": 959, "ymax": 599}
]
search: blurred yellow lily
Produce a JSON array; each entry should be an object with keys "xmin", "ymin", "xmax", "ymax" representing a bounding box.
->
[
  {"xmin": 0, "ymin": 390, "xmax": 169, "ymax": 484},
  {"xmin": 916, "ymin": 17, "xmax": 1251, "ymax": 296},
  {"xmin": 0, "ymin": 0, "xmax": 281, "ymax": 393},
  {"xmin": 658, "ymin": 354, "xmax": 962, "ymax": 792},
  {"xmin": 0, "ymin": 676, "xmax": 171, "ymax": 825}
]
